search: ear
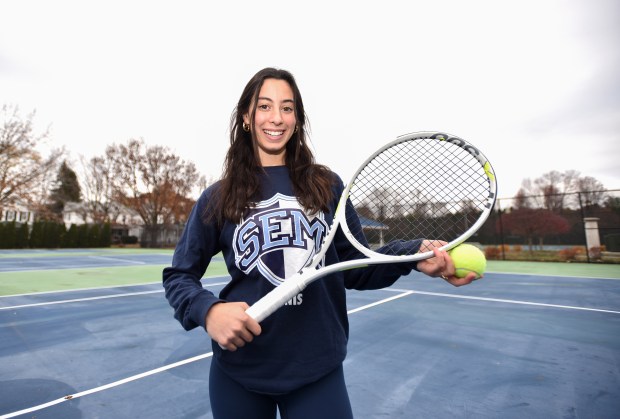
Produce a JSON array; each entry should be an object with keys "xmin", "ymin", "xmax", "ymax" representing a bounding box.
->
[{"xmin": 242, "ymin": 113, "xmax": 250, "ymax": 126}]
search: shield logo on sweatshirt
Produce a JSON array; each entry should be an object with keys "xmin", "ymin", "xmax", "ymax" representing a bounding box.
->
[{"xmin": 233, "ymin": 193, "xmax": 328, "ymax": 286}]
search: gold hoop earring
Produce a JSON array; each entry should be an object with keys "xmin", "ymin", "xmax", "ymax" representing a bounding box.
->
[{"xmin": 242, "ymin": 122, "xmax": 250, "ymax": 132}]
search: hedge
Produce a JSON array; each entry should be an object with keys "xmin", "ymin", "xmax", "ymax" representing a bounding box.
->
[{"xmin": 0, "ymin": 221, "xmax": 112, "ymax": 249}]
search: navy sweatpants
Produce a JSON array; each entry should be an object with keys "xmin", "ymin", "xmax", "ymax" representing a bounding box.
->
[{"xmin": 209, "ymin": 361, "xmax": 354, "ymax": 419}]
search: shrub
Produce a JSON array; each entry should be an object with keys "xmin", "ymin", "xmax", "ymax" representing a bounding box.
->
[
  {"xmin": 0, "ymin": 222, "xmax": 16, "ymax": 248},
  {"xmin": 64, "ymin": 224, "xmax": 78, "ymax": 248},
  {"xmin": 485, "ymin": 246, "xmax": 501, "ymax": 260},
  {"xmin": 589, "ymin": 246, "xmax": 602, "ymax": 260},
  {"xmin": 559, "ymin": 247, "xmax": 582, "ymax": 261},
  {"xmin": 16, "ymin": 223, "xmax": 29, "ymax": 248},
  {"xmin": 99, "ymin": 223, "xmax": 111, "ymax": 247},
  {"xmin": 121, "ymin": 235, "xmax": 139, "ymax": 245},
  {"xmin": 605, "ymin": 234, "xmax": 620, "ymax": 252}
]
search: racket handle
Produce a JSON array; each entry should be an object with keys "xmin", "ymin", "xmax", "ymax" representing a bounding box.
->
[{"xmin": 246, "ymin": 274, "xmax": 305, "ymax": 322}]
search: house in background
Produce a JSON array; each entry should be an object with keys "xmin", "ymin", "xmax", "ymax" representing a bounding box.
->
[
  {"xmin": 1, "ymin": 201, "xmax": 36, "ymax": 225},
  {"xmin": 62, "ymin": 201, "xmax": 143, "ymax": 244}
]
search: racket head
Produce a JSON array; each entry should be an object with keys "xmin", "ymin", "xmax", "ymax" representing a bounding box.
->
[{"xmin": 339, "ymin": 131, "xmax": 497, "ymax": 260}]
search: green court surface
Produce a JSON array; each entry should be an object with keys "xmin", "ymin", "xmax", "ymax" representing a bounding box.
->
[
  {"xmin": 0, "ymin": 250, "xmax": 228, "ymax": 296},
  {"xmin": 0, "ymin": 248, "xmax": 618, "ymax": 296},
  {"xmin": 487, "ymin": 260, "xmax": 620, "ymax": 279}
]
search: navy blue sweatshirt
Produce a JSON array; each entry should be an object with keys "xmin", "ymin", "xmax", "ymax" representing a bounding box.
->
[{"xmin": 163, "ymin": 166, "xmax": 421, "ymax": 394}]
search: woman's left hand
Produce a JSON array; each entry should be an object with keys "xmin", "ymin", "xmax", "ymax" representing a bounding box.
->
[{"xmin": 416, "ymin": 240, "xmax": 479, "ymax": 287}]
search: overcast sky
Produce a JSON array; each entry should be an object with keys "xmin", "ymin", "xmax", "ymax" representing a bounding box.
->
[{"xmin": 1, "ymin": 0, "xmax": 619, "ymax": 199}]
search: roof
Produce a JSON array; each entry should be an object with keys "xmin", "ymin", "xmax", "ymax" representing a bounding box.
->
[{"xmin": 358, "ymin": 216, "xmax": 388, "ymax": 230}]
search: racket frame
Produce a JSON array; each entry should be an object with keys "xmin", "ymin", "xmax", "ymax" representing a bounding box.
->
[{"xmin": 246, "ymin": 131, "xmax": 497, "ymax": 321}]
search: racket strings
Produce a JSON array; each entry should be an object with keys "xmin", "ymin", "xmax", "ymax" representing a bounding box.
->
[{"xmin": 347, "ymin": 138, "xmax": 492, "ymax": 252}]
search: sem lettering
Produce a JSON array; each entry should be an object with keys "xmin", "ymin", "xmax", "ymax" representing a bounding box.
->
[{"xmin": 235, "ymin": 208, "xmax": 327, "ymax": 270}]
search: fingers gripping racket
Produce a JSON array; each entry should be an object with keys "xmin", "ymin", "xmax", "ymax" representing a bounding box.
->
[{"xmin": 246, "ymin": 131, "xmax": 497, "ymax": 322}]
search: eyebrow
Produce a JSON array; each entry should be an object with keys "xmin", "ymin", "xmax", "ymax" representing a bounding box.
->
[{"xmin": 257, "ymin": 97, "xmax": 295, "ymax": 104}]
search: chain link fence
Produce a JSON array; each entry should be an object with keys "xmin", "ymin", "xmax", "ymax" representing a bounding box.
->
[{"xmin": 475, "ymin": 189, "xmax": 620, "ymax": 263}]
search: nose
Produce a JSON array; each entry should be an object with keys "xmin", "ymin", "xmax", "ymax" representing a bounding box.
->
[{"xmin": 270, "ymin": 109, "xmax": 283, "ymax": 125}]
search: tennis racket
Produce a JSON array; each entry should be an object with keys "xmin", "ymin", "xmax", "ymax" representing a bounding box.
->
[{"xmin": 246, "ymin": 131, "xmax": 497, "ymax": 322}]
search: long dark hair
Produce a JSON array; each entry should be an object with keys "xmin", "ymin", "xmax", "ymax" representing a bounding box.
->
[{"xmin": 209, "ymin": 68, "xmax": 335, "ymax": 225}]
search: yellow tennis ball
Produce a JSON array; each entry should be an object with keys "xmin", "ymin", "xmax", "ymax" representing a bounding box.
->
[{"xmin": 448, "ymin": 244, "xmax": 487, "ymax": 279}]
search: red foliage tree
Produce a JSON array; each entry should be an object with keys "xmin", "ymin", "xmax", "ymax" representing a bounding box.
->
[{"xmin": 499, "ymin": 208, "xmax": 570, "ymax": 251}]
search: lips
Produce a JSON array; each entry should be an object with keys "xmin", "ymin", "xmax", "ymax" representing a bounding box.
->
[{"xmin": 263, "ymin": 129, "xmax": 285, "ymax": 137}]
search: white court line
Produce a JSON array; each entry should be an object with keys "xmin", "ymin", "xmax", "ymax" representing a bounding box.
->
[
  {"xmin": 0, "ymin": 281, "xmax": 230, "ymax": 310},
  {"xmin": 389, "ymin": 288, "xmax": 620, "ymax": 315},
  {"xmin": 3, "ymin": 287, "xmax": 618, "ymax": 418},
  {"xmin": 0, "ymin": 264, "xmax": 122, "ymax": 272},
  {"xmin": 0, "ymin": 290, "xmax": 163, "ymax": 310},
  {"xmin": 0, "ymin": 276, "xmax": 230, "ymax": 299},
  {"xmin": 347, "ymin": 291, "xmax": 414, "ymax": 314},
  {"xmin": 88, "ymin": 255, "xmax": 147, "ymax": 265},
  {"xmin": 0, "ymin": 291, "xmax": 412, "ymax": 418},
  {"xmin": 0, "ymin": 282, "xmax": 163, "ymax": 299},
  {"xmin": 0, "ymin": 353, "xmax": 214, "ymax": 419}
]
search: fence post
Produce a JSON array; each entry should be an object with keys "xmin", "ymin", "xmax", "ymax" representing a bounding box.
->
[
  {"xmin": 577, "ymin": 192, "xmax": 591, "ymax": 263},
  {"xmin": 583, "ymin": 217, "xmax": 601, "ymax": 260},
  {"xmin": 497, "ymin": 200, "xmax": 506, "ymax": 260}
]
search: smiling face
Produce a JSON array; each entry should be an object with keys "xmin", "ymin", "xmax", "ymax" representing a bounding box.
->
[{"xmin": 244, "ymin": 78, "xmax": 297, "ymax": 166}]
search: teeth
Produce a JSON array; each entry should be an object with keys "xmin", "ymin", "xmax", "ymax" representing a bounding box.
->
[{"xmin": 264, "ymin": 130, "xmax": 284, "ymax": 136}]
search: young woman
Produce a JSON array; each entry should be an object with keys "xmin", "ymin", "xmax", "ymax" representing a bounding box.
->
[{"xmin": 163, "ymin": 68, "xmax": 477, "ymax": 419}]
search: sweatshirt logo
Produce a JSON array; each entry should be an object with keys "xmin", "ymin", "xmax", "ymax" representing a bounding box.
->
[{"xmin": 233, "ymin": 193, "xmax": 327, "ymax": 286}]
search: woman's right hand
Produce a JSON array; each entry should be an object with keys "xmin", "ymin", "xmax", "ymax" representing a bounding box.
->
[{"xmin": 205, "ymin": 302, "xmax": 262, "ymax": 351}]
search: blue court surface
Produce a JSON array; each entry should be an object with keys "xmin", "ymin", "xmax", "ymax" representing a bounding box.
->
[{"xmin": 1, "ymin": 252, "xmax": 619, "ymax": 418}]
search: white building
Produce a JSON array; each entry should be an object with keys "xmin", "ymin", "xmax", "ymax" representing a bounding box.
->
[
  {"xmin": 1, "ymin": 201, "xmax": 36, "ymax": 225},
  {"xmin": 62, "ymin": 201, "xmax": 143, "ymax": 241}
]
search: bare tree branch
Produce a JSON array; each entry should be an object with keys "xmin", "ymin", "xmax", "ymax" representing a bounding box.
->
[{"xmin": 0, "ymin": 104, "xmax": 63, "ymax": 207}]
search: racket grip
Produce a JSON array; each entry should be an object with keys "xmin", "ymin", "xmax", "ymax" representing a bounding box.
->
[{"xmin": 246, "ymin": 274, "xmax": 305, "ymax": 322}]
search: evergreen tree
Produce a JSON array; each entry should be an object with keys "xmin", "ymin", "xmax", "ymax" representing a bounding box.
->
[
  {"xmin": 1, "ymin": 222, "xmax": 16, "ymax": 248},
  {"xmin": 49, "ymin": 161, "xmax": 82, "ymax": 217},
  {"xmin": 64, "ymin": 224, "xmax": 78, "ymax": 248},
  {"xmin": 16, "ymin": 223, "xmax": 29, "ymax": 248},
  {"xmin": 100, "ymin": 223, "xmax": 111, "ymax": 247},
  {"xmin": 88, "ymin": 224, "xmax": 100, "ymax": 247},
  {"xmin": 76, "ymin": 224, "xmax": 89, "ymax": 248},
  {"xmin": 29, "ymin": 220, "xmax": 44, "ymax": 248},
  {"xmin": 42, "ymin": 221, "xmax": 65, "ymax": 248}
]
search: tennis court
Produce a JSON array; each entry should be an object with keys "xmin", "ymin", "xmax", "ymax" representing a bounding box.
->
[{"xmin": 1, "ymin": 249, "xmax": 619, "ymax": 418}]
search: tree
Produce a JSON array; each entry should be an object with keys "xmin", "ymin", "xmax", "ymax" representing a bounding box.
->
[
  {"xmin": 513, "ymin": 188, "xmax": 532, "ymax": 209},
  {"xmin": 0, "ymin": 104, "xmax": 63, "ymax": 206},
  {"xmin": 606, "ymin": 196, "xmax": 620, "ymax": 215},
  {"xmin": 79, "ymin": 155, "xmax": 117, "ymax": 224},
  {"xmin": 49, "ymin": 160, "xmax": 82, "ymax": 217},
  {"xmin": 519, "ymin": 170, "xmax": 607, "ymax": 211},
  {"xmin": 64, "ymin": 224, "xmax": 78, "ymax": 248},
  {"xmin": 16, "ymin": 222, "xmax": 29, "ymax": 248},
  {"xmin": 575, "ymin": 176, "xmax": 606, "ymax": 207},
  {"xmin": 499, "ymin": 208, "xmax": 570, "ymax": 251},
  {"xmin": 105, "ymin": 138, "xmax": 199, "ymax": 247},
  {"xmin": 533, "ymin": 170, "xmax": 576, "ymax": 210},
  {"xmin": 0, "ymin": 222, "xmax": 16, "ymax": 248}
]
